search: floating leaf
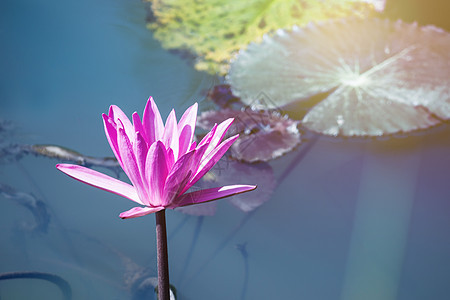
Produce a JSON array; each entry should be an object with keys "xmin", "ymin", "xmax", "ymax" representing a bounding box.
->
[
  {"xmin": 176, "ymin": 201, "xmax": 217, "ymax": 216},
  {"xmin": 198, "ymin": 108, "xmax": 301, "ymax": 162},
  {"xmin": 177, "ymin": 159, "xmax": 275, "ymax": 214},
  {"xmin": 205, "ymin": 159, "xmax": 275, "ymax": 212},
  {"xmin": 146, "ymin": 0, "xmax": 376, "ymax": 74},
  {"xmin": 227, "ymin": 18, "xmax": 450, "ymax": 136},
  {"xmin": 207, "ymin": 84, "xmax": 242, "ymax": 109},
  {"xmin": 224, "ymin": 161, "xmax": 275, "ymax": 212}
]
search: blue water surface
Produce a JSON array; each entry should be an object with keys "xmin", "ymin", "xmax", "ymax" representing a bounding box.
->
[{"xmin": 1, "ymin": 1, "xmax": 450, "ymax": 300}]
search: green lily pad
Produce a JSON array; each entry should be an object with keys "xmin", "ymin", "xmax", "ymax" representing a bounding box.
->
[
  {"xmin": 146, "ymin": 0, "xmax": 376, "ymax": 74},
  {"xmin": 226, "ymin": 18, "xmax": 450, "ymax": 137}
]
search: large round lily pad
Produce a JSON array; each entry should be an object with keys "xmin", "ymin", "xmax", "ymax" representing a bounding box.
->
[
  {"xmin": 146, "ymin": 0, "xmax": 376, "ymax": 74},
  {"xmin": 227, "ymin": 18, "xmax": 450, "ymax": 136}
]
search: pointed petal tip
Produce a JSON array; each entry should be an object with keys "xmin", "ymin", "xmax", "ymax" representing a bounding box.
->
[
  {"xmin": 55, "ymin": 163, "xmax": 78, "ymax": 173},
  {"xmin": 155, "ymin": 139, "xmax": 165, "ymax": 148},
  {"xmin": 102, "ymin": 113, "xmax": 112, "ymax": 126},
  {"xmin": 143, "ymin": 96, "xmax": 164, "ymax": 143},
  {"xmin": 221, "ymin": 184, "xmax": 257, "ymax": 192},
  {"xmin": 109, "ymin": 104, "xmax": 122, "ymax": 117},
  {"xmin": 175, "ymin": 184, "xmax": 257, "ymax": 208},
  {"xmin": 56, "ymin": 163, "xmax": 67, "ymax": 170},
  {"xmin": 220, "ymin": 117, "xmax": 235, "ymax": 127},
  {"xmin": 229, "ymin": 133, "xmax": 239, "ymax": 140},
  {"xmin": 246, "ymin": 184, "xmax": 257, "ymax": 191},
  {"xmin": 145, "ymin": 96, "xmax": 155, "ymax": 109}
]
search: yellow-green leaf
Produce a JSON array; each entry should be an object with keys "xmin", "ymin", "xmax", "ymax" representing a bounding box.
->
[{"xmin": 146, "ymin": 0, "xmax": 377, "ymax": 74}]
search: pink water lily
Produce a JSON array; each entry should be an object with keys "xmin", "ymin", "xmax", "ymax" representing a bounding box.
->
[{"xmin": 56, "ymin": 97, "xmax": 256, "ymax": 219}]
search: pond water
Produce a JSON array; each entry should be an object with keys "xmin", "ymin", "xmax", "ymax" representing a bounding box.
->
[{"xmin": 1, "ymin": 0, "xmax": 450, "ymax": 299}]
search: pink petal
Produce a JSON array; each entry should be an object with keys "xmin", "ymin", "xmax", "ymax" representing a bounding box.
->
[
  {"xmin": 119, "ymin": 206, "xmax": 164, "ymax": 219},
  {"xmin": 177, "ymin": 103, "xmax": 198, "ymax": 132},
  {"xmin": 204, "ymin": 118, "xmax": 234, "ymax": 157},
  {"xmin": 189, "ymin": 141, "xmax": 197, "ymax": 151},
  {"xmin": 179, "ymin": 142, "xmax": 210, "ymax": 194},
  {"xmin": 183, "ymin": 134, "xmax": 239, "ymax": 194},
  {"xmin": 132, "ymin": 112, "xmax": 147, "ymax": 144},
  {"xmin": 167, "ymin": 170, "xmax": 192, "ymax": 206},
  {"xmin": 102, "ymin": 114, "xmax": 123, "ymax": 167},
  {"xmin": 177, "ymin": 103, "xmax": 198, "ymax": 156},
  {"xmin": 190, "ymin": 142, "xmax": 209, "ymax": 171},
  {"xmin": 172, "ymin": 185, "xmax": 257, "ymax": 208},
  {"xmin": 178, "ymin": 125, "xmax": 193, "ymax": 158},
  {"xmin": 166, "ymin": 147, "xmax": 175, "ymax": 172},
  {"xmin": 215, "ymin": 118, "xmax": 234, "ymax": 142},
  {"xmin": 142, "ymin": 97, "xmax": 164, "ymax": 144},
  {"xmin": 133, "ymin": 132, "xmax": 148, "ymax": 191},
  {"xmin": 198, "ymin": 123, "xmax": 217, "ymax": 148},
  {"xmin": 162, "ymin": 109, "xmax": 179, "ymax": 159},
  {"xmin": 56, "ymin": 163, "xmax": 143, "ymax": 205},
  {"xmin": 109, "ymin": 105, "xmax": 135, "ymax": 142},
  {"xmin": 163, "ymin": 150, "xmax": 195, "ymax": 203},
  {"xmin": 118, "ymin": 127, "xmax": 149, "ymax": 204},
  {"xmin": 145, "ymin": 141, "xmax": 169, "ymax": 206}
]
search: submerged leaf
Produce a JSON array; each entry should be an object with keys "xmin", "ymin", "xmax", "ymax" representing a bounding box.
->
[
  {"xmin": 225, "ymin": 161, "xmax": 275, "ymax": 212},
  {"xmin": 176, "ymin": 201, "xmax": 217, "ymax": 216},
  {"xmin": 198, "ymin": 108, "xmax": 301, "ymax": 162},
  {"xmin": 204, "ymin": 159, "xmax": 275, "ymax": 213},
  {"xmin": 177, "ymin": 159, "xmax": 274, "ymax": 215},
  {"xmin": 207, "ymin": 84, "xmax": 242, "ymax": 109},
  {"xmin": 227, "ymin": 18, "xmax": 450, "ymax": 136},
  {"xmin": 146, "ymin": 0, "xmax": 376, "ymax": 74}
]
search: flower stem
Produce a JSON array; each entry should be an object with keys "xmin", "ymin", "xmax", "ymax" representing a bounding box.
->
[{"xmin": 155, "ymin": 209, "xmax": 170, "ymax": 300}]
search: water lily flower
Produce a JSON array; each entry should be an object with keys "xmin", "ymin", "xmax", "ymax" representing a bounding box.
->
[{"xmin": 56, "ymin": 97, "xmax": 256, "ymax": 219}]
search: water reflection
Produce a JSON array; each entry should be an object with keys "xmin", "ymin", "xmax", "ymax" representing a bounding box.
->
[{"xmin": 1, "ymin": 0, "xmax": 450, "ymax": 299}]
